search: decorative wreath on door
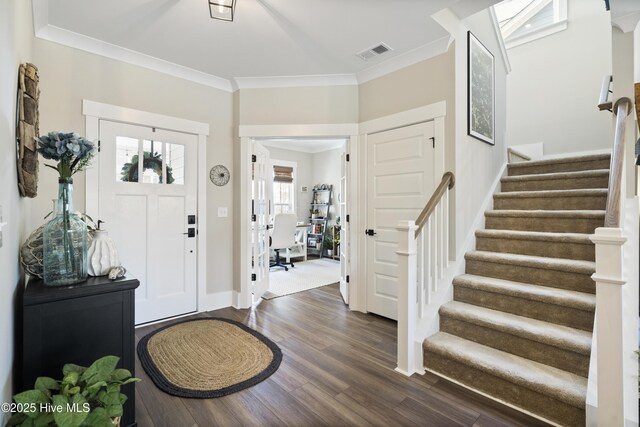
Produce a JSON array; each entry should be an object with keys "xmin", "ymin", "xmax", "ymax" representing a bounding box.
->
[{"xmin": 120, "ymin": 151, "xmax": 175, "ymax": 184}]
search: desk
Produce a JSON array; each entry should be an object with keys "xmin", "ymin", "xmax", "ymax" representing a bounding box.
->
[{"xmin": 288, "ymin": 224, "xmax": 309, "ymax": 262}]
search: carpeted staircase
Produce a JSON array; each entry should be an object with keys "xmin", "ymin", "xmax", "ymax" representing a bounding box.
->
[{"xmin": 423, "ymin": 153, "xmax": 611, "ymax": 427}]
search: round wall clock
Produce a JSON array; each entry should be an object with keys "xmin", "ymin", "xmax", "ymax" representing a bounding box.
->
[{"xmin": 210, "ymin": 165, "xmax": 230, "ymax": 186}]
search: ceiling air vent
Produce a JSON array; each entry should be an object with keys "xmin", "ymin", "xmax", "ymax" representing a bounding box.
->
[{"xmin": 357, "ymin": 43, "xmax": 393, "ymax": 61}]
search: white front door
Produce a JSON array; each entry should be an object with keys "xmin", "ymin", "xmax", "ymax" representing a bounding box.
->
[
  {"xmin": 339, "ymin": 144, "xmax": 349, "ymax": 304},
  {"xmin": 366, "ymin": 122, "xmax": 435, "ymax": 320},
  {"xmin": 252, "ymin": 141, "xmax": 271, "ymax": 300},
  {"xmin": 98, "ymin": 120, "xmax": 198, "ymax": 324}
]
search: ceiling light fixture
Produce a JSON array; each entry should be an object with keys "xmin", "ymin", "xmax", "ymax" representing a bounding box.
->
[{"xmin": 209, "ymin": 0, "xmax": 236, "ymax": 21}]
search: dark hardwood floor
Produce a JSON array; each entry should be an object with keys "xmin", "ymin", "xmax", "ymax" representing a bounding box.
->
[{"xmin": 134, "ymin": 284, "xmax": 550, "ymax": 427}]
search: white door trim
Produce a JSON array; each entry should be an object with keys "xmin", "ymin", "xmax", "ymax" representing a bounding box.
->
[
  {"xmin": 357, "ymin": 101, "xmax": 447, "ymax": 315},
  {"xmin": 238, "ymin": 124, "xmax": 361, "ymax": 310},
  {"xmin": 83, "ymin": 100, "xmax": 210, "ymax": 316}
]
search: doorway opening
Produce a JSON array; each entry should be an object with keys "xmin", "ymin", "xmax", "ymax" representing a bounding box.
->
[{"xmin": 257, "ymin": 138, "xmax": 347, "ymax": 301}]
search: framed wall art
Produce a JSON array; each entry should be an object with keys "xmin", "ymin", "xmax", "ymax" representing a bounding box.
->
[{"xmin": 467, "ymin": 31, "xmax": 495, "ymax": 145}]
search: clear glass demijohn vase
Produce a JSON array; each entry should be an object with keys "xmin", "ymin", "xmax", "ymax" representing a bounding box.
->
[{"xmin": 42, "ymin": 178, "xmax": 88, "ymax": 286}]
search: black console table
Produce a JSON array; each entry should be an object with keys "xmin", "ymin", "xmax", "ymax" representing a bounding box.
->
[{"xmin": 20, "ymin": 275, "xmax": 139, "ymax": 427}]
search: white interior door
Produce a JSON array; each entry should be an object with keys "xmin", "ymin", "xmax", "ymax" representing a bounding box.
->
[
  {"xmin": 339, "ymin": 145, "xmax": 349, "ymax": 304},
  {"xmin": 366, "ymin": 122, "xmax": 435, "ymax": 320},
  {"xmin": 98, "ymin": 120, "xmax": 198, "ymax": 325},
  {"xmin": 252, "ymin": 141, "xmax": 271, "ymax": 300}
]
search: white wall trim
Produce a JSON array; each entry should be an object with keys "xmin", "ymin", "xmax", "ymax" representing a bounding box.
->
[
  {"xmin": 239, "ymin": 123, "xmax": 359, "ymax": 138},
  {"xmin": 357, "ymin": 101, "xmax": 449, "ymax": 316},
  {"xmin": 504, "ymin": 19, "xmax": 568, "ymax": 49},
  {"xmin": 359, "ymin": 102, "xmax": 447, "ymax": 135},
  {"xmin": 234, "ymin": 74, "xmax": 357, "ymax": 90},
  {"xmin": 83, "ymin": 101, "xmax": 211, "ymax": 319},
  {"xmin": 198, "ymin": 291, "xmax": 234, "ymax": 313},
  {"xmin": 356, "ymin": 35, "xmax": 452, "ymax": 84},
  {"xmin": 33, "ymin": 21, "xmax": 233, "ymax": 92},
  {"xmin": 489, "ymin": 7, "xmax": 512, "ymax": 74},
  {"xmin": 83, "ymin": 100, "xmax": 210, "ymax": 136},
  {"xmin": 31, "ymin": 0, "xmax": 456, "ymax": 92},
  {"xmin": 238, "ymin": 125, "xmax": 360, "ymax": 311}
]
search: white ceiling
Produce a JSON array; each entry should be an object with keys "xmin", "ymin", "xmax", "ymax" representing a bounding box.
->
[
  {"xmin": 39, "ymin": 0, "xmax": 500, "ymax": 87},
  {"xmin": 260, "ymin": 138, "xmax": 346, "ymax": 154}
]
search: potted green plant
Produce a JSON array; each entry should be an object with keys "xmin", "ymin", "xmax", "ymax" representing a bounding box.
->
[
  {"xmin": 7, "ymin": 355, "xmax": 139, "ymax": 427},
  {"xmin": 324, "ymin": 230, "xmax": 334, "ymax": 257}
]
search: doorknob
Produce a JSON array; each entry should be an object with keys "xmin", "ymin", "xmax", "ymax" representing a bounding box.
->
[
  {"xmin": 365, "ymin": 229, "xmax": 376, "ymax": 236},
  {"xmin": 183, "ymin": 228, "xmax": 196, "ymax": 238}
]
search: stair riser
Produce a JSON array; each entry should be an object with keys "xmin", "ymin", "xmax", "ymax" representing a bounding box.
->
[
  {"xmin": 440, "ymin": 316, "xmax": 590, "ymax": 377},
  {"xmin": 501, "ymin": 176, "xmax": 609, "ymax": 192},
  {"xmin": 423, "ymin": 353, "xmax": 585, "ymax": 427},
  {"xmin": 485, "ymin": 215, "xmax": 603, "ymax": 234},
  {"xmin": 476, "ymin": 236, "xmax": 595, "ymax": 261},
  {"xmin": 465, "ymin": 259, "xmax": 594, "ymax": 293},
  {"xmin": 493, "ymin": 195, "xmax": 606, "ymax": 211},
  {"xmin": 453, "ymin": 286, "xmax": 594, "ymax": 331},
  {"xmin": 508, "ymin": 158, "xmax": 611, "ymax": 176}
]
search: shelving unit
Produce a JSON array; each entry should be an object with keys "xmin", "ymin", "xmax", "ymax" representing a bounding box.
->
[{"xmin": 307, "ymin": 186, "xmax": 332, "ymax": 259}]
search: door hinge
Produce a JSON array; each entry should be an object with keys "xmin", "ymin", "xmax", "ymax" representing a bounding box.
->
[
  {"xmin": 251, "ymin": 214, "xmax": 256, "ymax": 222},
  {"xmin": 346, "ymin": 214, "xmax": 350, "ymax": 223},
  {"xmin": 97, "ymin": 140, "xmax": 101, "ymax": 153},
  {"xmin": 252, "ymin": 154, "xmax": 257, "ymax": 162},
  {"xmin": 251, "ymin": 273, "xmax": 256, "ymax": 281},
  {"xmin": 429, "ymin": 137, "xmax": 435, "ymax": 148},
  {"xmin": 346, "ymin": 154, "xmax": 350, "ymax": 162},
  {"xmin": 346, "ymin": 275, "xmax": 350, "ymax": 283}
]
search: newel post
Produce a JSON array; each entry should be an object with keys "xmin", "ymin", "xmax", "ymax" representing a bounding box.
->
[
  {"xmin": 396, "ymin": 220, "xmax": 418, "ymax": 376},
  {"xmin": 590, "ymin": 227, "xmax": 627, "ymax": 426}
]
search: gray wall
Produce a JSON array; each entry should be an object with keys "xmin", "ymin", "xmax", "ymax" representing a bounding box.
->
[
  {"xmin": 266, "ymin": 146, "xmax": 344, "ymax": 225},
  {"xmin": 0, "ymin": 0, "xmax": 33, "ymax": 421},
  {"xmin": 506, "ymin": 0, "xmax": 612, "ymax": 155},
  {"xmin": 31, "ymin": 37, "xmax": 235, "ymax": 298}
]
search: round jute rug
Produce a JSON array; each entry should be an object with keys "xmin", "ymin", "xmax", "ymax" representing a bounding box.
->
[{"xmin": 137, "ymin": 318, "xmax": 282, "ymax": 398}]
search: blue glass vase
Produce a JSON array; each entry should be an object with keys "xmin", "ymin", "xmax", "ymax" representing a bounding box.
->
[{"xmin": 43, "ymin": 178, "xmax": 88, "ymax": 286}]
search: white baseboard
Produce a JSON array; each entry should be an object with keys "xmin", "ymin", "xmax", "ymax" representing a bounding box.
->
[
  {"xmin": 455, "ymin": 161, "xmax": 508, "ymax": 262},
  {"xmin": 541, "ymin": 148, "xmax": 612, "ymax": 160},
  {"xmin": 198, "ymin": 290, "xmax": 233, "ymax": 313}
]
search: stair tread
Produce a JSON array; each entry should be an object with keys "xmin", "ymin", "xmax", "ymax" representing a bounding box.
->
[
  {"xmin": 507, "ymin": 153, "xmax": 611, "ymax": 169},
  {"xmin": 423, "ymin": 332, "xmax": 588, "ymax": 409},
  {"xmin": 440, "ymin": 301, "xmax": 592, "ymax": 355},
  {"xmin": 501, "ymin": 169, "xmax": 609, "ymax": 182},
  {"xmin": 494, "ymin": 188, "xmax": 608, "ymax": 199},
  {"xmin": 465, "ymin": 250, "xmax": 595, "ymax": 274},
  {"xmin": 486, "ymin": 209, "xmax": 605, "ymax": 218},
  {"xmin": 453, "ymin": 274, "xmax": 595, "ymax": 311},
  {"xmin": 475, "ymin": 229, "xmax": 593, "ymax": 244}
]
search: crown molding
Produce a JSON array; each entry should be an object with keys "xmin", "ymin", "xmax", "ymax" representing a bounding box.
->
[
  {"xmin": 489, "ymin": 7, "xmax": 512, "ymax": 74},
  {"xmin": 234, "ymin": 74, "xmax": 357, "ymax": 90},
  {"xmin": 32, "ymin": 0, "xmax": 234, "ymax": 92},
  {"xmin": 32, "ymin": 0, "xmax": 456, "ymax": 92},
  {"xmin": 356, "ymin": 35, "xmax": 452, "ymax": 84}
]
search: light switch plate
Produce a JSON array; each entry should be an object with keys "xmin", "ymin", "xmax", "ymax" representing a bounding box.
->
[{"xmin": 218, "ymin": 207, "xmax": 228, "ymax": 217}]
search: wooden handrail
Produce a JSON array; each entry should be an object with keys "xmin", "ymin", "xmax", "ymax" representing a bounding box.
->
[
  {"xmin": 598, "ymin": 75, "xmax": 613, "ymax": 111},
  {"xmin": 604, "ymin": 97, "xmax": 633, "ymax": 228},
  {"xmin": 415, "ymin": 172, "xmax": 455, "ymax": 238}
]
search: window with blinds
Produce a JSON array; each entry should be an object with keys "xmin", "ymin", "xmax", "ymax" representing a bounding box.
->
[{"xmin": 273, "ymin": 165, "xmax": 295, "ymax": 214}]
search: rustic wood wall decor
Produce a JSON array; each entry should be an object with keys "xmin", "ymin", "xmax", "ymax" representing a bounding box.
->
[
  {"xmin": 634, "ymin": 83, "xmax": 640, "ymax": 131},
  {"xmin": 16, "ymin": 63, "xmax": 40, "ymax": 198}
]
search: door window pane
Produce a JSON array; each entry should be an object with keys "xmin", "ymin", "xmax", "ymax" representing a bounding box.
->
[
  {"xmin": 142, "ymin": 140, "xmax": 163, "ymax": 184},
  {"xmin": 166, "ymin": 143, "xmax": 185, "ymax": 185},
  {"xmin": 116, "ymin": 136, "xmax": 140, "ymax": 182}
]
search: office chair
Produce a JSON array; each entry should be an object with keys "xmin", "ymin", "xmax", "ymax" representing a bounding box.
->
[{"xmin": 270, "ymin": 213, "xmax": 298, "ymax": 271}]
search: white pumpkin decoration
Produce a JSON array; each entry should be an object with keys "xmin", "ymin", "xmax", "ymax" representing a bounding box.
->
[{"xmin": 87, "ymin": 229, "xmax": 120, "ymax": 276}]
